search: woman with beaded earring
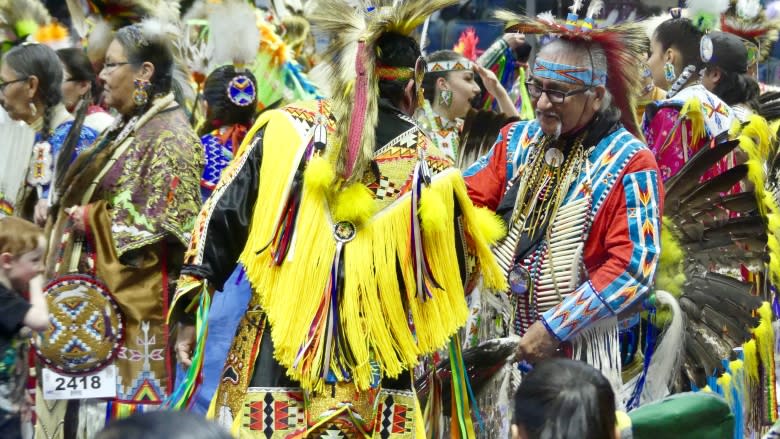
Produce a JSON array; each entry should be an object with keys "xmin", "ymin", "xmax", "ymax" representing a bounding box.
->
[
  {"xmin": 33, "ymin": 19, "xmax": 202, "ymax": 438},
  {"xmin": 0, "ymin": 43, "xmax": 99, "ymax": 225},
  {"xmin": 418, "ymin": 50, "xmax": 519, "ymax": 169},
  {"xmin": 643, "ymin": 13, "xmax": 734, "ymax": 182}
]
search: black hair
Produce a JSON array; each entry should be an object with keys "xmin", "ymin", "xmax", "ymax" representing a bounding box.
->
[
  {"xmin": 653, "ymin": 18, "xmax": 705, "ymax": 71},
  {"xmin": 95, "ymin": 411, "xmax": 232, "ymax": 439},
  {"xmin": 3, "ymin": 43, "xmax": 64, "ymax": 137},
  {"xmin": 114, "ymin": 24, "xmax": 175, "ymax": 102},
  {"xmin": 513, "ymin": 358, "xmax": 617, "ymax": 439},
  {"xmin": 199, "ymin": 65, "xmax": 257, "ymax": 136},
  {"xmin": 710, "ymin": 67, "xmax": 760, "ymax": 109},
  {"xmin": 421, "ymin": 50, "xmax": 465, "ymax": 104},
  {"xmin": 514, "ymin": 41, "xmax": 532, "ymax": 63},
  {"xmin": 56, "ymin": 48, "xmax": 101, "ymax": 105},
  {"xmin": 374, "ymin": 31, "xmax": 421, "ymax": 107}
]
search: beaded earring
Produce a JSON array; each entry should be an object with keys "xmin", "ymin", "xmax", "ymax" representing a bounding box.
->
[
  {"xmin": 133, "ymin": 78, "xmax": 151, "ymax": 107},
  {"xmin": 663, "ymin": 62, "xmax": 676, "ymax": 83},
  {"xmin": 439, "ymin": 89, "xmax": 453, "ymax": 107}
]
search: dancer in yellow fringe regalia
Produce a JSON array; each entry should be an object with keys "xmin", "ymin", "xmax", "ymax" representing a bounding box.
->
[{"xmin": 167, "ymin": 1, "xmax": 507, "ymax": 437}]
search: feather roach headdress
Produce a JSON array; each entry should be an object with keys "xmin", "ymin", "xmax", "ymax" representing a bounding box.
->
[
  {"xmin": 496, "ymin": 0, "xmax": 647, "ymax": 139},
  {"xmin": 307, "ymin": 0, "xmax": 459, "ymax": 182},
  {"xmin": 720, "ymin": 0, "xmax": 780, "ymax": 63}
]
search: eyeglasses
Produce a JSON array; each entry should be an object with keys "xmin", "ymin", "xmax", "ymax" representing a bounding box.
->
[
  {"xmin": 525, "ymin": 81, "xmax": 591, "ymax": 104},
  {"xmin": 101, "ymin": 62, "xmax": 131, "ymax": 73},
  {"xmin": 0, "ymin": 77, "xmax": 28, "ymax": 94}
]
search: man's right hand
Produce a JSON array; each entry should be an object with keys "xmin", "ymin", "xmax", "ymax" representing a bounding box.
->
[{"xmin": 175, "ymin": 324, "xmax": 197, "ymax": 368}]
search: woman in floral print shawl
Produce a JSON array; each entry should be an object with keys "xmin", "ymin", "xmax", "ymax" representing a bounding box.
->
[{"xmin": 35, "ymin": 19, "xmax": 203, "ymax": 438}]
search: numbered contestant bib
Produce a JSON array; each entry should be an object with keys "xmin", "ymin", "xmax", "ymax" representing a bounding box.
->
[{"xmin": 33, "ymin": 274, "xmax": 124, "ymax": 375}]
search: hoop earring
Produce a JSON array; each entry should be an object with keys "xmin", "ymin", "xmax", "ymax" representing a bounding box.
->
[
  {"xmin": 133, "ymin": 79, "xmax": 151, "ymax": 107},
  {"xmin": 439, "ymin": 89, "xmax": 453, "ymax": 108},
  {"xmin": 29, "ymin": 102, "xmax": 37, "ymax": 117},
  {"xmin": 663, "ymin": 62, "xmax": 676, "ymax": 83}
]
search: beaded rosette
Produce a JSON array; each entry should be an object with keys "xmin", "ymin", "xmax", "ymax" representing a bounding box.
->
[
  {"xmin": 227, "ymin": 75, "xmax": 257, "ymax": 107},
  {"xmin": 32, "ymin": 274, "xmax": 124, "ymax": 375}
]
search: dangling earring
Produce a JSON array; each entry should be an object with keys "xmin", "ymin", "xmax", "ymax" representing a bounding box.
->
[
  {"xmin": 663, "ymin": 62, "xmax": 676, "ymax": 83},
  {"xmin": 133, "ymin": 79, "xmax": 151, "ymax": 107},
  {"xmin": 439, "ymin": 89, "xmax": 453, "ymax": 108},
  {"xmin": 29, "ymin": 102, "xmax": 37, "ymax": 117}
]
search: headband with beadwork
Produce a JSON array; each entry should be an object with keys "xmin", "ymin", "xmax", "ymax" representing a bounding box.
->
[
  {"xmin": 426, "ymin": 59, "xmax": 473, "ymax": 73},
  {"xmin": 533, "ymin": 58, "xmax": 606, "ymax": 86},
  {"xmin": 495, "ymin": 0, "xmax": 646, "ymax": 139}
]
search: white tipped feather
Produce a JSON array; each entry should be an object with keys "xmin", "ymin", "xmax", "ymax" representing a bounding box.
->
[
  {"xmin": 586, "ymin": 0, "xmax": 604, "ymax": 19},
  {"xmin": 641, "ymin": 290, "xmax": 684, "ymax": 405},
  {"xmin": 569, "ymin": 0, "xmax": 584, "ymax": 14},
  {"xmin": 66, "ymin": 0, "xmax": 88, "ymax": 37},
  {"xmin": 736, "ymin": 0, "xmax": 762, "ymax": 20},
  {"xmin": 206, "ymin": 1, "xmax": 260, "ymax": 71},
  {"xmin": 604, "ymin": 9, "xmax": 620, "ymax": 26},
  {"xmin": 86, "ymin": 18, "xmax": 114, "ymax": 64},
  {"xmin": 537, "ymin": 11, "xmax": 556, "ymax": 23}
]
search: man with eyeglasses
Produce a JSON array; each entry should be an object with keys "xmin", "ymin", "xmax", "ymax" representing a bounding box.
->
[{"xmin": 462, "ymin": 16, "xmax": 663, "ymax": 398}]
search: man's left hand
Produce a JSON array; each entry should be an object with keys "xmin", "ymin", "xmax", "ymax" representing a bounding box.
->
[{"xmin": 516, "ymin": 320, "xmax": 560, "ymax": 364}]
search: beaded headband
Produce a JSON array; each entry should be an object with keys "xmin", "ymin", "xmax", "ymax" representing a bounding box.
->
[
  {"xmin": 426, "ymin": 59, "xmax": 473, "ymax": 73},
  {"xmin": 375, "ymin": 65, "xmax": 414, "ymax": 81},
  {"xmin": 532, "ymin": 58, "xmax": 606, "ymax": 87}
]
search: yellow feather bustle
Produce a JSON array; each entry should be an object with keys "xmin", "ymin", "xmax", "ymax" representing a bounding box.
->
[
  {"xmin": 680, "ymin": 98, "xmax": 705, "ymax": 146},
  {"xmin": 743, "ymin": 339, "xmax": 759, "ymax": 386},
  {"xmin": 752, "ymin": 302, "xmax": 775, "ymax": 375}
]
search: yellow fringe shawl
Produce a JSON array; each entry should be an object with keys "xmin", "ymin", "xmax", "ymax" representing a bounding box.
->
[{"xmin": 235, "ymin": 108, "xmax": 506, "ymax": 392}]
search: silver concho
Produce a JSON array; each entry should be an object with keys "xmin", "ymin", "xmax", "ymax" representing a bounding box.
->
[
  {"xmin": 508, "ymin": 264, "xmax": 532, "ymax": 296},
  {"xmin": 333, "ymin": 221, "xmax": 357, "ymax": 243},
  {"xmin": 544, "ymin": 148, "xmax": 565, "ymax": 168},
  {"xmin": 700, "ymin": 35, "xmax": 713, "ymax": 63}
]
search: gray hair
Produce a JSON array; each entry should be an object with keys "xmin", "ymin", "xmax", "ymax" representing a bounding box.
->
[
  {"xmin": 537, "ymin": 38, "xmax": 616, "ymax": 114},
  {"xmin": 3, "ymin": 43, "xmax": 63, "ymax": 108}
]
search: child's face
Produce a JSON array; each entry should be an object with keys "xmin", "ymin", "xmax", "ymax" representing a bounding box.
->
[{"xmin": 5, "ymin": 237, "xmax": 45, "ymax": 292}]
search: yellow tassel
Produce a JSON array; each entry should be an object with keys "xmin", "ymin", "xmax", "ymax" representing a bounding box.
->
[
  {"xmin": 452, "ymin": 178, "xmax": 508, "ymax": 292},
  {"xmin": 743, "ymin": 339, "xmax": 759, "ymax": 385},
  {"xmin": 332, "ymin": 183, "xmax": 376, "ymax": 225},
  {"xmin": 701, "ymin": 385, "xmax": 713, "ymax": 393},
  {"xmin": 717, "ymin": 372, "xmax": 734, "ymax": 407},
  {"xmin": 680, "ymin": 98, "xmax": 705, "ymax": 146},
  {"xmin": 742, "ymin": 114, "xmax": 772, "ymax": 161},
  {"xmin": 655, "ymin": 218, "xmax": 686, "ymax": 304},
  {"xmin": 768, "ymin": 214, "xmax": 780, "ymax": 235},
  {"xmin": 752, "ymin": 302, "xmax": 775, "ymax": 374},
  {"xmin": 419, "ymin": 187, "xmax": 448, "ymax": 233},
  {"xmin": 304, "ymin": 155, "xmax": 335, "ymax": 192},
  {"xmin": 469, "ymin": 206, "xmax": 507, "ymax": 245}
]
